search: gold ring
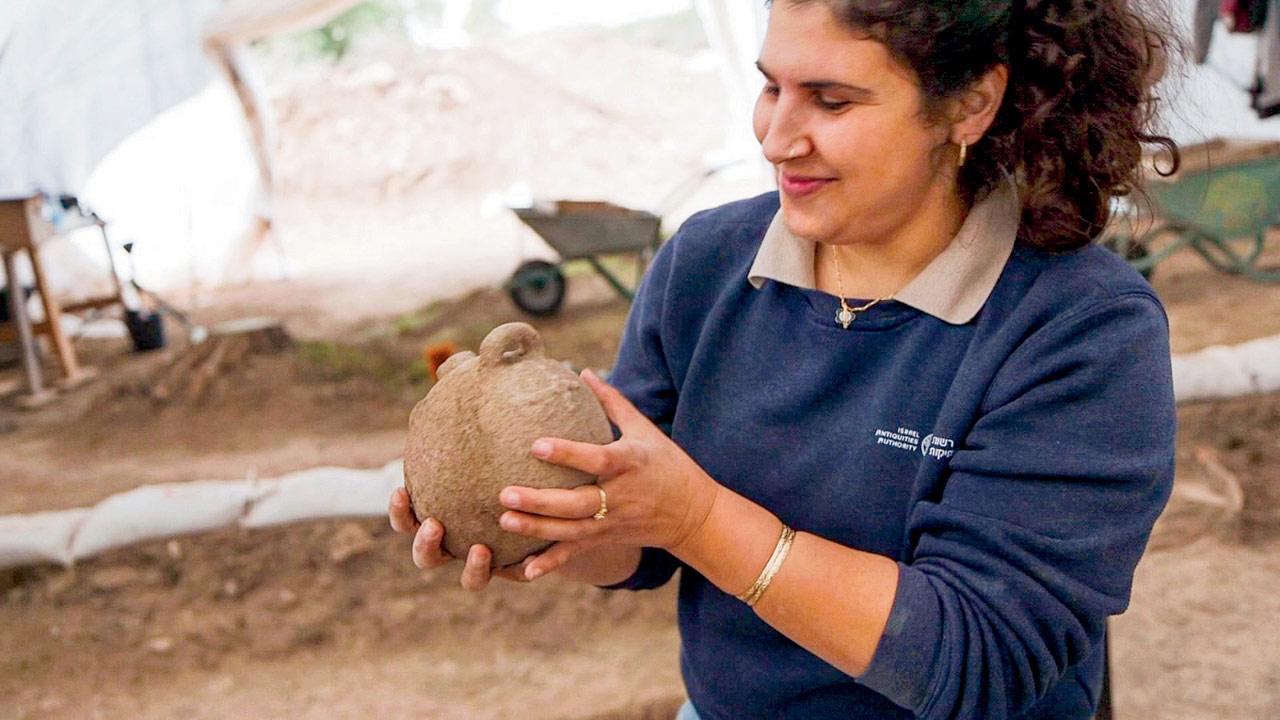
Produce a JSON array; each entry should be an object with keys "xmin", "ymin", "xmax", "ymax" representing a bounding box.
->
[{"xmin": 592, "ymin": 485, "xmax": 608, "ymax": 521}]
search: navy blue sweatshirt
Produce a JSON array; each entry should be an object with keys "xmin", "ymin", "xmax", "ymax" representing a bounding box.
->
[{"xmin": 603, "ymin": 192, "xmax": 1176, "ymax": 719}]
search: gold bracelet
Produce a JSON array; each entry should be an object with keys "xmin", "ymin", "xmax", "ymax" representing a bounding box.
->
[{"xmin": 736, "ymin": 523, "xmax": 796, "ymax": 608}]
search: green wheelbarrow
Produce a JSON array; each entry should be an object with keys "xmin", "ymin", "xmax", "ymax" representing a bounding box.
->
[
  {"xmin": 1105, "ymin": 138, "xmax": 1280, "ymax": 282},
  {"xmin": 503, "ymin": 162, "xmax": 744, "ymax": 316},
  {"xmin": 505, "ymin": 201, "xmax": 662, "ymax": 316}
]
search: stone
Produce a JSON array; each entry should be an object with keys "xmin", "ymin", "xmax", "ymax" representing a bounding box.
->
[
  {"xmin": 44, "ymin": 570, "xmax": 77, "ymax": 599},
  {"xmin": 271, "ymin": 588, "xmax": 300, "ymax": 610},
  {"xmin": 221, "ymin": 579, "xmax": 241, "ymax": 599},
  {"xmin": 328, "ymin": 522, "xmax": 376, "ymax": 564},
  {"xmin": 147, "ymin": 636, "xmax": 175, "ymax": 654},
  {"xmin": 89, "ymin": 566, "xmax": 141, "ymax": 591},
  {"xmin": 403, "ymin": 322, "xmax": 612, "ymax": 567}
]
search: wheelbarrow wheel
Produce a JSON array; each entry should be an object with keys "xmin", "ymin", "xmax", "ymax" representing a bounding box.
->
[{"xmin": 508, "ymin": 260, "xmax": 566, "ymax": 317}]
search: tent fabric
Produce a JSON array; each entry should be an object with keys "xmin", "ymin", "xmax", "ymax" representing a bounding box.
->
[
  {"xmin": 207, "ymin": 42, "xmax": 279, "ymax": 215},
  {"xmin": 202, "ymin": 0, "xmax": 362, "ymax": 207},
  {"xmin": 0, "ymin": 0, "xmax": 356, "ymax": 205},
  {"xmin": 693, "ymin": 0, "xmax": 767, "ymax": 165},
  {"xmin": 3, "ymin": 0, "xmax": 1278, "ymax": 297},
  {"xmin": 0, "ymin": 0, "xmax": 361, "ymax": 296},
  {"xmin": 0, "ymin": 0, "xmax": 222, "ymax": 200}
]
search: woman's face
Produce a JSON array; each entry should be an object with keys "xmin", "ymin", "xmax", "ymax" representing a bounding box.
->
[{"xmin": 752, "ymin": 1, "xmax": 955, "ymax": 247}]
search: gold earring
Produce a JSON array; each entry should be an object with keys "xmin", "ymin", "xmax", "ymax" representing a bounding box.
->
[{"xmin": 957, "ymin": 140, "xmax": 968, "ymax": 168}]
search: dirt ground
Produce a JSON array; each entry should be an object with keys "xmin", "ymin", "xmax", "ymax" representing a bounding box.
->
[
  {"xmin": 4, "ymin": 248, "xmax": 1280, "ymax": 719},
  {"xmin": 4, "ymin": 27, "xmax": 1280, "ymax": 720}
]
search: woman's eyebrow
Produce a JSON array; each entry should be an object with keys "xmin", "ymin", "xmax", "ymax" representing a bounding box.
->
[{"xmin": 755, "ymin": 61, "xmax": 876, "ymax": 100}]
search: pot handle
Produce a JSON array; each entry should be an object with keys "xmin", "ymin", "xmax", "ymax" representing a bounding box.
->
[{"xmin": 479, "ymin": 322, "xmax": 544, "ymax": 366}]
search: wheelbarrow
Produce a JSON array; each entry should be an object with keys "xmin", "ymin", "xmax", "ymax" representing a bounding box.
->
[
  {"xmin": 505, "ymin": 201, "xmax": 661, "ymax": 316},
  {"xmin": 1105, "ymin": 138, "xmax": 1280, "ymax": 282},
  {"xmin": 503, "ymin": 161, "xmax": 747, "ymax": 316}
]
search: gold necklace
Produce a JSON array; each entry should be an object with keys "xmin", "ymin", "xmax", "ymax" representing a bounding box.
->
[{"xmin": 831, "ymin": 245, "xmax": 892, "ymax": 329}]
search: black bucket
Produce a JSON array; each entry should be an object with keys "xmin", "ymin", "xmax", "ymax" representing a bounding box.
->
[
  {"xmin": 125, "ymin": 310, "xmax": 167, "ymax": 352},
  {"xmin": 0, "ymin": 286, "xmax": 34, "ymax": 323}
]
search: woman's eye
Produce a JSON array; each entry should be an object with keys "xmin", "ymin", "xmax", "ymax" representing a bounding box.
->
[
  {"xmin": 763, "ymin": 83, "xmax": 780, "ymax": 96},
  {"xmin": 817, "ymin": 97, "xmax": 852, "ymax": 111}
]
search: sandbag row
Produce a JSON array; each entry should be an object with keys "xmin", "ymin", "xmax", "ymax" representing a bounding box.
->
[
  {"xmin": 0, "ymin": 460, "xmax": 402, "ymax": 570},
  {"xmin": 2, "ymin": 334, "xmax": 1279, "ymax": 571}
]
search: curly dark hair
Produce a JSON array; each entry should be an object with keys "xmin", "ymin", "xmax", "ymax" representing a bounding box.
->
[{"xmin": 777, "ymin": 0, "xmax": 1180, "ymax": 251}]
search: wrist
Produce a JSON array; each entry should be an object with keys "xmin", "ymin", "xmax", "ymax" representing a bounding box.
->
[
  {"xmin": 558, "ymin": 544, "xmax": 642, "ymax": 586},
  {"xmin": 667, "ymin": 482, "xmax": 782, "ymax": 602},
  {"xmin": 666, "ymin": 469, "xmax": 722, "ymax": 555}
]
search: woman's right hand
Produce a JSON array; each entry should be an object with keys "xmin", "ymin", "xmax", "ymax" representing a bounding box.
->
[{"xmin": 388, "ymin": 487, "xmax": 532, "ymax": 590}]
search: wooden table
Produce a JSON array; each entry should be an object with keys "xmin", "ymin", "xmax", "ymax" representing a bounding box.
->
[{"xmin": 0, "ymin": 196, "xmax": 121, "ymax": 400}]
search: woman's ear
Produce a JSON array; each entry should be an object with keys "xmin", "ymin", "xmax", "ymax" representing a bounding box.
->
[{"xmin": 950, "ymin": 64, "xmax": 1008, "ymax": 145}]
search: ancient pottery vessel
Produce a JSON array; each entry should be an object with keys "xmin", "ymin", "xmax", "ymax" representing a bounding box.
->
[{"xmin": 403, "ymin": 322, "xmax": 612, "ymax": 567}]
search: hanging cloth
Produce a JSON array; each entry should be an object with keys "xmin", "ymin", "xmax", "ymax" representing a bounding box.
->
[
  {"xmin": 1222, "ymin": 0, "xmax": 1269, "ymax": 32},
  {"xmin": 1252, "ymin": 0, "xmax": 1280, "ymax": 116}
]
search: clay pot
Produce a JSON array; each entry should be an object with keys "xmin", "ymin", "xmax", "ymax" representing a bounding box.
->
[{"xmin": 403, "ymin": 322, "xmax": 613, "ymax": 567}]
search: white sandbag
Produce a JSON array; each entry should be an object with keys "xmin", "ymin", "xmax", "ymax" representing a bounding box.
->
[
  {"xmin": 1173, "ymin": 334, "xmax": 1280, "ymax": 402},
  {"xmin": 0, "ymin": 508, "xmax": 90, "ymax": 568},
  {"xmin": 69, "ymin": 480, "xmax": 259, "ymax": 561},
  {"xmin": 241, "ymin": 463, "xmax": 403, "ymax": 528}
]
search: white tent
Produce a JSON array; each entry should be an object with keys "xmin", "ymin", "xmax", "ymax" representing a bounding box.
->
[
  {"xmin": 1, "ymin": 0, "xmax": 1277, "ymax": 300},
  {"xmin": 0, "ymin": 0, "xmax": 222, "ymax": 200},
  {"xmin": 0, "ymin": 0, "xmax": 360, "ymax": 299}
]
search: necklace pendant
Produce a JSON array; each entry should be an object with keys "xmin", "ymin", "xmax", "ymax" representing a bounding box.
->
[{"xmin": 836, "ymin": 307, "xmax": 855, "ymax": 329}]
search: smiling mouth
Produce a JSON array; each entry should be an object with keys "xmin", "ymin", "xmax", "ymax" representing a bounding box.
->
[{"xmin": 779, "ymin": 172, "xmax": 835, "ymax": 198}]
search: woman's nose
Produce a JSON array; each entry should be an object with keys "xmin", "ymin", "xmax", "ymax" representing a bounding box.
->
[{"xmin": 758, "ymin": 102, "xmax": 811, "ymax": 165}]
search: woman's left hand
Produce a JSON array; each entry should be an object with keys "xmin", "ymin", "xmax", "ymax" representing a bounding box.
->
[{"xmin": 498, "ymin": 368, "xmax": 720, "ymax": 580}]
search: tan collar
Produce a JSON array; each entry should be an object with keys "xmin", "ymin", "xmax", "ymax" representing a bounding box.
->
[{"xmin": 747, "ymin": 181, "xmax": 1019, "ymax": 325}]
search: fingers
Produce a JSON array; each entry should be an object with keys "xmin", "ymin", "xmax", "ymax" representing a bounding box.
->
[
  {"xmin": 460, "ymin": 545, "xmax": 493, "ymax": 591},
  {"xmin": 580, "ymin": 368, "xmax": 649, "ymax": 433},
  {"xmin": 523, "ymin": 540, "xmax": 586, "ymax": 580},
  {"xmin": 532, "ymin": 436, "xmax": 628, "ymax": 477},
  {"xmin": 411, "ymin": 518, "xmax": 451, "ymax": 569},
  {"xmin": 529, "ymin": 369, "xmax": 654, "ymax": 476},
  {"xmin": 388, "ymin": 487, "xmax": 420, "ymax": 534},
  {"xmin": 500, "ymin": 484, "xmax": 603, "ymax": 519},
  {"xmin": 500, "ymin": 510, "xmax": 603, "ymax": 543},
  {"xmin": 491, "ymin": 557, "xmax": 533, "ymax": 584}
]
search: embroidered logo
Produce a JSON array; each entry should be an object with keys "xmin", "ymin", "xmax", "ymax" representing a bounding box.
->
[
  {"xmin": 920, "ymin": 433, "xmax": 956, "ymax": 460},
  {"xmin": 874, "ymin": 426, "xmax": 920, "ymax": 452},
  {"xmin": 874, "ymin": 426, "xmax": 955, "ymax": 461}
]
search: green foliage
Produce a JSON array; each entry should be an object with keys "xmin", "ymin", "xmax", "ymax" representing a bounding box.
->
[
  {"xmin": 391, "ymin": 300, "xmax": 448, "ymax": 336},
  {"xmin": 562, "ymin": 255, "xmax": 645, "ymax": 283},
  {"xmin": 264, "ymin": 0, "xmax": 708, "ymax": 65},
  {"xmin": 406, "ymin": 357, "xmax": 430, "ymax": 383},
  {"xmin": 298, "ymin": 340, "xmax": 382, "ymax": 380},
  {"xmin": 301, "ymin": 1, "xmax": 401, "ymax": 61}
]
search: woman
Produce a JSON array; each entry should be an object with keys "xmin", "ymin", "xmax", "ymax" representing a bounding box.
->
[{"xmin": 389, "ymin": 1, "xmax": 1179, "ymax": 717}]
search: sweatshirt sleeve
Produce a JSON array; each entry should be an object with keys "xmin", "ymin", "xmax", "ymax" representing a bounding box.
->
[
  {"xmin": 597, "ymin": 227, "xmax": 684, "ymax": 591},
  {"xmin": 858, "ymin": 292, "xmax": 1176, "ymax": 719}
]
